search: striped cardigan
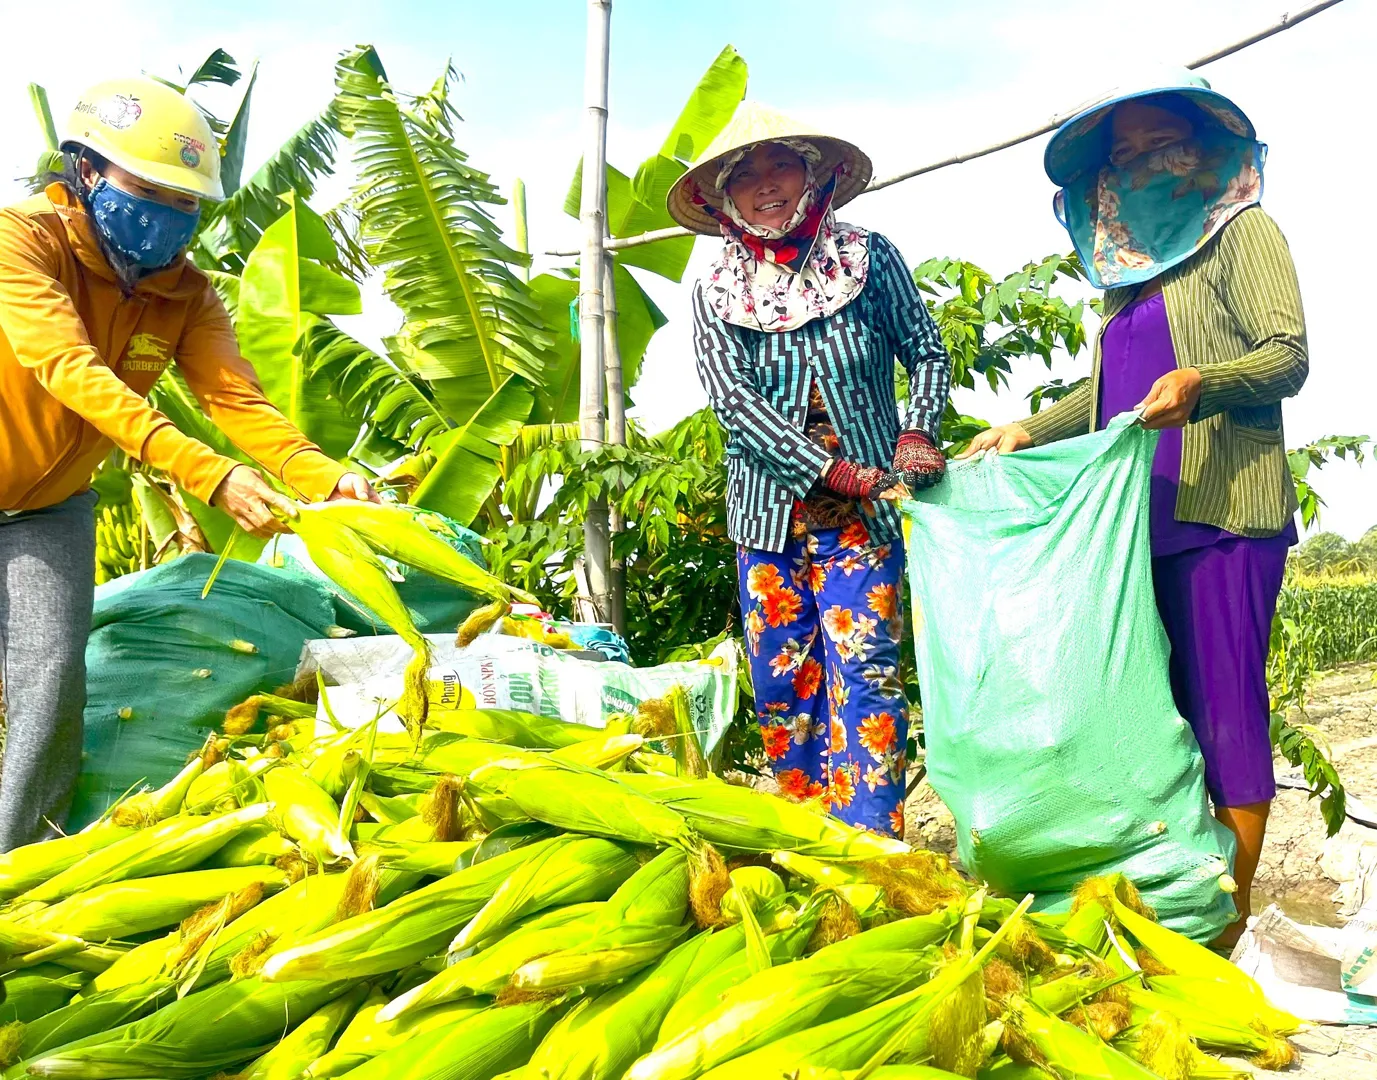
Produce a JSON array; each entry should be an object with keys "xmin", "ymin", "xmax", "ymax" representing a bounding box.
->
[
  {"xmin": 1020, "ymin": 207, "xmax": 1307, "ymax": 537},
  {"xmin": 693, "ymin": 232, "xmax": 951, "ymax": 553}
]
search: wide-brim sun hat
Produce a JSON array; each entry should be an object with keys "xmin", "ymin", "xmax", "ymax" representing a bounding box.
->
[
  {"xmin": 667, "ymin": 101, "xmax": 872, "ymax": 235},
  {"xmin": 1044, "ymin": 67, "xmax": 1255, "ymax": 188}
]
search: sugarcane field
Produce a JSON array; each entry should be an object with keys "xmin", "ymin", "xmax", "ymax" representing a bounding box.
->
[{"xmin": 2, "ymin": 2, "xmax": 1377, "ymax": 1078}]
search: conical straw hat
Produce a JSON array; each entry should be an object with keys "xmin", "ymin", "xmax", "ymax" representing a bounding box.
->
[{"xmin": 667, "ymin": 101, "xmax": 872, "ymax": 235}]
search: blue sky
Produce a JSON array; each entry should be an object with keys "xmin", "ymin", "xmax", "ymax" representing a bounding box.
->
[{"xmin": 2, "ymin": 1, "xmax": 1373, "ymax": 538}]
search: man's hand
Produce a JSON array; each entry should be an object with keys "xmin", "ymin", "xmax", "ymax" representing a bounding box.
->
[
  {"xmin": 1136, "ymin": 368, "xmax": 1202, "ymax": 429},
  {"xmin": 329, "ymin": 473, "xmax": 381, "ymax": 503},
  {"xmin": 211, "ymin": 465, "xmax": 297, "ymax": 538},
  {"xmin": 957, "ymin": 423, "xmax": 1032, "ymax": 459}
]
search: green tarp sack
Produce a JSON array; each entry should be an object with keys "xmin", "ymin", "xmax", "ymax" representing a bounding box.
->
[
  {"xmin": 70, "ymin": 555, "xmax": 339, "ymax": 831},
  {"xmin": 259, "ymin": 508, "xmax": 489, "ymax": 635},
  {"xmin": 902, "ymin": 414, "xmax": 1237, "ymax": 942}
]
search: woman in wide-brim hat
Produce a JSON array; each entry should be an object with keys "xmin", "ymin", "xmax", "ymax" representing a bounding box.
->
[
  {"xmin": 964, "ymin": 69, "xmax": 1308, "ymax": 943},
  {"xmin": 670, "ymin": 102, "xmax": 953, "ymax": 839}
]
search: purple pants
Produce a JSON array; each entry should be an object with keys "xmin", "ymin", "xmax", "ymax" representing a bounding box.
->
[{"xmin": 1153, "ymin": 534, "xmax": 1289, "ymax": 807}]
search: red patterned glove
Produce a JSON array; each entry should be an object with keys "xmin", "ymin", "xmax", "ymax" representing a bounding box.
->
[
  {"xmin": 823, "ymin": 459, "xmax": 891, "ymax": 500},
  {"xmin": 892, "ymin": 430, "xmax": 947, "ymax": 490}
]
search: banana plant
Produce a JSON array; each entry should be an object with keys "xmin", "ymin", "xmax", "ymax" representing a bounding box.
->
[{"xmin": 329, "ymin": 45, "xmax": 564, "ymax": 526}]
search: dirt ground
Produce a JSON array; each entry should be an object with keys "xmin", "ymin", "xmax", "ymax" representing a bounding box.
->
[{"xmin": 904, "ymin": 662, "xmax": 1377, "ymax": 1077}]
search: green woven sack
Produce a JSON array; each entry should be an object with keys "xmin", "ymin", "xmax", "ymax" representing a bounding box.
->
[
  {"xmin": 903, "ymin": 414, "xmax": 1236, "ymax": 941},
  {"xmin": 70, "ymin": 556, "xmax": 339, "ymax": 830}
]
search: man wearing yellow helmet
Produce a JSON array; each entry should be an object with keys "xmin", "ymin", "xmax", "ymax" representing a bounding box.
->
[{"xmin": 0, "ymin": 76, "xmax": 377, "ymax": 849}]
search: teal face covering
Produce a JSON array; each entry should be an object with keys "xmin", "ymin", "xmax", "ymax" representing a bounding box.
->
[
  {"xmin": 1054, "ymin": 129, "xmax": 1265, "ymax": 290},
  {"xmin": 88, "ymin": 178, "xmax": 200, "ymax": 270}
]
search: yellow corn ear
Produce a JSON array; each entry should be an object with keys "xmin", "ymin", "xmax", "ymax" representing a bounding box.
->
[
  {"xmin": 263, "ymin": 763, "xmax": 355, "ymax": 864},
  {"xmin": 18, "ymin": 803, "xmax": 271, "ymax": 904},
  {"xmin": 237, "ymin": 984, "xmax": 370, "ymax": 1080},
  {"xmin": 286, "ymin": 509, "xmax": 432, "ymax": 739},
  {"xmin": 300, "ymin": 501, "xmax": 536, "ymax": 606},
  {"xmin": 18, "ymin": 865, "xmax": 288, "ymax": 942}
]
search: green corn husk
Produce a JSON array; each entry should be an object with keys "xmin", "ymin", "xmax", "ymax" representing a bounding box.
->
[
  {"xmin": 333, "ymin": 999, "xmax": 560, "ymax": 1080},
  {"xmin": 101, "ymin": 757, "xmax": 206, "ymax": 829},
  {"xmin": 184, "ymin": 756, "xmax": 275, "ymax": 813},
  {"xmin": 528, "ymin": 930, "xmax": 711, "ymax": 1080},
  {"xmin": 237, "ymin": 984, "xmax": 370, "ymax": 1080},
  {"xmin": 427, "ymin": 709, "xmax": 603, "ymax": 749},
  {"xmin": 771, "ymin": 851, "xmax": 862, "ymax": 889},
  {"xmin": 720, "ymin": 867, "xmax": 785, "ymax": 923},
  {"xmin": 618, "ymin": 773, "xmax": 907, "ymax": 857},
  {"xmin": 1124, "ymin": 989, "xmax": 1299, "ymax": 1067},
  {"xmin": 298, "ymin": 501, "xmax": 536, "ymax": 606},
  {"xmin": 0, "ymin": 966, "xmax": 89, "ymax": 1024},
  {"xmin": 5, "ymin": 977, "xmax": 179, "ymax": 1071},
  {"xmin": 207, "ymin": 823, "xmax": 297, "ymax": 867},
  {"xmin": 87, "ymin": 876, "xmax": 270, "ymax": 994},
  {"xmin": 656, "ymin": 918, "xmax": 816, "ymax": 1044},
  {"xmin": 303, "ymin": 992, "xmax": 489, "ymax": 1078},
  {"xmin": 1000, "ymin": 997, "xmax": 1158, "ymax": 1080},
  {"xmin": 1144, "ymin": 974, "xmax": 1303, "ymax": 1038},
  {"xmin": 451, "ymin": 836, "xmax": 640, "ymax": 950},
  {"xmin": 358, "ymin": 839, "xmax": 476, "ymax": 876},
  {"xmin": 548, "ymin": 734, "xmax": 645, "ymax": 769},
  {"xmin": 1112, "ymin": 1011, "xmax": 1239, "ymax": 1080},
  {"xmin": 16, "ymin": 804, "xmax": 271, "ymax": 904},
  {"xmin": 630, "ymin": 912, "xmax": 957, "ymax": 1080},
  {"xmin": 261, "ymin": 839, "xmax": 556, "ymax": 983},
  {"xmin": 510, "ymin": 918, "xmax": 694, "ymax": 992},
  {"xmin": 0, "ymin": 921, "xmax": 86, "ymax": 969},
  {"xmin": 485, "ymin": 764, "xmax": 697, "ymax": 848},
  {"xmin": 689, "ymin": 899, "xmax": 1031, "ymax": 1080},
  {"xmin": 17, "ymin": 866, "xmax": 289, "ymax": 942},
  {"xmin": 384, "ymin": 904, "xmax": 606, "ymax": 1018},
  {"xmin": 358, "ymin": 791, "xmax": 423, "ymax": 826},
  {"xmin": 0, "ymin": 827, "xmax": 136, "ymax": 902},
  {"xmin": 603, "ymin": 847, "xmax": 690, "ymax": 925},
  {"xmin": 263, "ymin": 763, "xmax": 356, "ymax": 864},
  {"xmin": 24, "ymin": 976, "xmax": 356, "ymax": 1078},
  {"xmin": 287, "ymin": 510, "xmax": 432, "ymax": 739}
]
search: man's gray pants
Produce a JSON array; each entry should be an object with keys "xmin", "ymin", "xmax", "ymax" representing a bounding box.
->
[{"xmin": 0, "ymin": 491, "xmax": 96, "ymax": 851}]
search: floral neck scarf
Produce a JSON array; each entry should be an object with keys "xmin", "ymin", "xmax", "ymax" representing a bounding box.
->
[
  {"xmin": 1055, "ymin": 129, "xmax": 1266, "ymax": 289},
  {"xmin": 694, "ymin": 148, "xmax": 870, "ymax": 333}
]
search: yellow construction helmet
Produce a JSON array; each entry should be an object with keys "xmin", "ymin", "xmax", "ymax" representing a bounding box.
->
[{"xmin": 61, "ymin": 76, "xmax": 223, "ymax": 201}]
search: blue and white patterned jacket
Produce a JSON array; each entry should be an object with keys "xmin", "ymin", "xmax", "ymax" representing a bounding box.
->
[{"xmin": 693, "ymin": 232, "xmax": 951, "ymax": 553}]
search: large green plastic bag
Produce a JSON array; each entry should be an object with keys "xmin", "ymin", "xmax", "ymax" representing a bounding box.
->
[
  {"xmin": 902, "ymin": 414, "xmax": 1236, "ymax": 941},
  {"xmin": 71, "ymin": 555, "xmax": 339, "ymax": 830}
]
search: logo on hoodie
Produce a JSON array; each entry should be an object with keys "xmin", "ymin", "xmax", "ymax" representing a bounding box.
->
[{"xmin": 123, "ymin": 333, "xmax": 171, "ymax": 373}]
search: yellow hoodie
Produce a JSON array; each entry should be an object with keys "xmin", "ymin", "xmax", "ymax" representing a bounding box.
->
[{"xmin": 0, "ymin": 184, "xmax": 346, "ymax": 512}]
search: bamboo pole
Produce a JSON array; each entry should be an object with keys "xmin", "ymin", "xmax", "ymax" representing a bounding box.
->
[
  {"xmin": 578, "ymin": 0, "xmax": 614, "ymax": 625},
  {"xmin": 546, "ymin": 0, "xmax": 1348, "ymax": 256},
  {"xmin": 603, "ymin": 255, "xmax": 626, "ymax": 632}
]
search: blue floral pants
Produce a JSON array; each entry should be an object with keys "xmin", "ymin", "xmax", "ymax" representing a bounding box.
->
[{"xmin": 737, "ymin": 521, "xmax": 909, "ymax": 837}]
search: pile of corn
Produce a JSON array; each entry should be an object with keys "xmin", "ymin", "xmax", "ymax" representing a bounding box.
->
[{"xmin": 0, "ymin": 699, "xmax": 1303, "ymax": 1080}]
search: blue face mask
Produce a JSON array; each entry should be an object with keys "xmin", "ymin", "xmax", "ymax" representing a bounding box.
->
[{"xmin": 88, "ymin": 178, "xmax": 200, "ymax": 271}]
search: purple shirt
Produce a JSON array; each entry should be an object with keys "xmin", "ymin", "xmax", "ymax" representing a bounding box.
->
[{"xmin": 1096, "ymin": 293, "xmax": 1235, "ymax": 557}]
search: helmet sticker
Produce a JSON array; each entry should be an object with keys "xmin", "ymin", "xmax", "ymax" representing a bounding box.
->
[
  {"xmin": 173, "ymin": 133, "xmax": 208, "ymax": 169},
  {"xmin": 75, "ymin": 95, "xmax": 143, "ymax": 131}
]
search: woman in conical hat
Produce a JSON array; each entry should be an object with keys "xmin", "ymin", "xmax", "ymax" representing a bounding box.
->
[
  {"xmin": 669, "ymin": 102, "xmax": 952, "ymax": 839},
  {"xmin": 964, "ymin": 70, "xmax": 1307, "ymax": 944}
]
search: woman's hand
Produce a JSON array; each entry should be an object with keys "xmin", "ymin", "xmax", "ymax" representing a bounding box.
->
[
  {"xmin": 329, "ymin": 473, "xmax": 382, "ymax": 503},
  {"xmin": 211, "ymin": 465, "xmax": 297, "ymax": 538},
  {"xmin": 957, "ymin": 423, "xmax": 1032, "ymax": 459},
  {"xmin": 1136, "ymin": 368, "xmax": 1202, "ymax": 429}
]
